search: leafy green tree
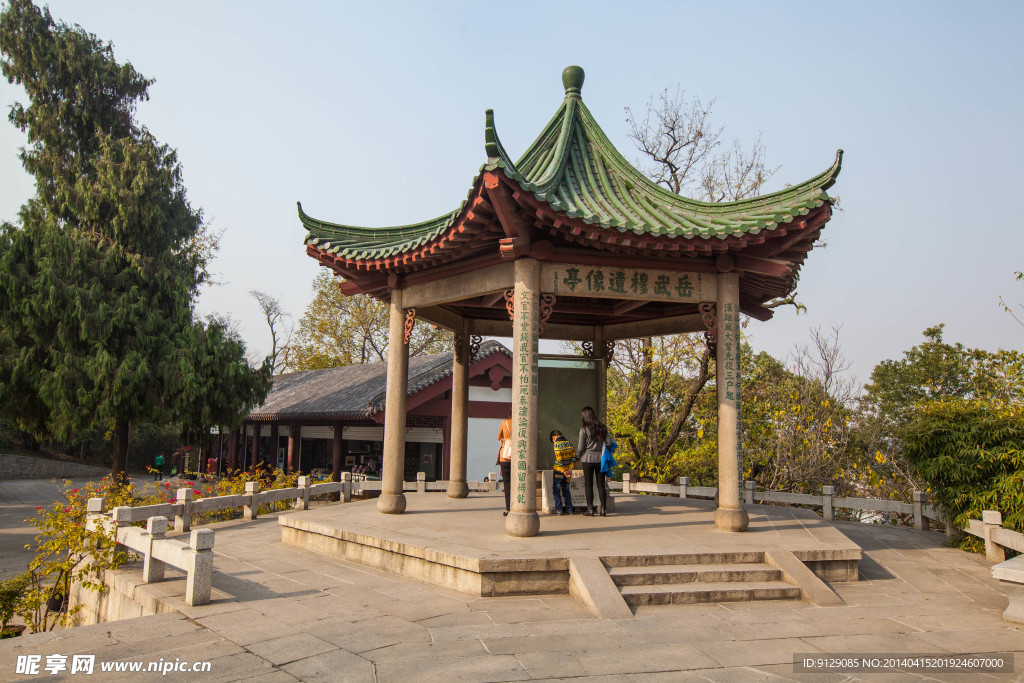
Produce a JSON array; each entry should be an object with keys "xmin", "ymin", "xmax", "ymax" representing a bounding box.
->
[
  {"xmin": 855, "ymin": 325, "xmax": 983, "ymax": 500},
  {"xmin": 602, "ymin": 87, "xmax": 807, "ymax": 481},
  {"xmin": 605, "ymin": 334, "xmax": 712, "ymax": 483},
  {"xmin": 288, "ymin": 269, "xmax": 452, "ymax": 370},
  {"xmin": 903, "ymin": 399, "xmax": 1024, "ymax": 534},
  {"xmin": 0, "ymin": 0, "xmax": 268, "ymax": 482}
]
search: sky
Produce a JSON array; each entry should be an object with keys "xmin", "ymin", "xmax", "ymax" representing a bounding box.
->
[{"xmin": 2, "ymin": 0, "xmax": 1023, "ymax": 390}]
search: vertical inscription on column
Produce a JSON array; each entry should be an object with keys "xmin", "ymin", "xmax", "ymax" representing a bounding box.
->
[
  {"xmin": 514, "ymin": 291, "xmax": 537, "ymax": 505},
  {"xmin": 722, "ymin": 301, "xmax": 742, "ymax": 491}
]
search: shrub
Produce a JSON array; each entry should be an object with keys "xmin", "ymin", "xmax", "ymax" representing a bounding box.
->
[{"xmin": 903, "ymin": 399, "xmax": 1024, "ymax": 537}]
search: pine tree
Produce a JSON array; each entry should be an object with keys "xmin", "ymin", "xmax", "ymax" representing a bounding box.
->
[{"xmin": 0, "ymin": 0, "xmax": 269, "ymax": 482}]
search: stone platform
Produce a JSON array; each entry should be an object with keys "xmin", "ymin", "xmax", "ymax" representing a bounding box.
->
[{"xmin": 279, "ymin": 493, "xmax": 861, "ymax": 615}]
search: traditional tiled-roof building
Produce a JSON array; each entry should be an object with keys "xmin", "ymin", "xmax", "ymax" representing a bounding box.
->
[{"xmin": 233, "ymin": 341, "xmax": 511, "ymax": 481}]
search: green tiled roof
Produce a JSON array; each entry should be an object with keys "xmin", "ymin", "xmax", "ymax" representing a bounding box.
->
[{"xmin": 301, "ymin": 66, "xmax": 841, "ymax": 261}]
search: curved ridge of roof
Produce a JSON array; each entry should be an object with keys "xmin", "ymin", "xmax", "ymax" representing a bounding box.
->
[
  {"xmin": 302, "ymin": 66, "xmax": 842, "ymax": 257},
  {"xmin": 298, "ymin": 201, "xmax": 462, "ymax": 261},
  {"xmin": 485, "ymin": 87, "xmax": 843, "ymax": 239}
]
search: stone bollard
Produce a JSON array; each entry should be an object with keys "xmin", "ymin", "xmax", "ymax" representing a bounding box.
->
[
  {"xmin": 488, "ymin": 472, "xmax": 498, "ymax": 493},
  {"xmin": 913, "ymin": 491, "xmax": 928, "ymax": 530},
  {"xmin": 622, "ymin": 472, "xmax": 631, "ymax": 494},
  {"xmin": 185, "ymin": 529, "xmax": 215, "ymax": 606},
  {"xmin": 175, "ymin": 488, "xmax": 193, "ymax": 533},
  {"xmin": 296, "ymin": 476, "xmax": 311, "ymax": 510},
  {"xmin": 416, "ymin": 471, "xmax": 426, "ymax": 494},
  {"xmin": 822, "ymin": 486, "xmax": 835, "ymax": 521},
  {"xmin": 678, "ymin": 476, "xmax": 689, "ymax": 499},
  {"xmin": 142, "ymin": 516, "xmax": 168, "ymax": 583},
  {"xmin": 341, "ymin": 472, "xmax": 352, "ymax": 503},
  {"xmin": 983, "ymin": 510, "xmax": 1006, "ymax": 563},
  {"xmin": 244, "ymin": 482, "xmax": 260, "ymax": 520},
  {"xmin": 744, "ymin": 481, "xmax": 756, "ymax": 506},
  {"xmin": 540, "ymin": 470, "xmax": 553, "ymax": 514}
]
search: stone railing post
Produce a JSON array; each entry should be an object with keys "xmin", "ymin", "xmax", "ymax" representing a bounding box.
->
[
  {"xmin": 416, "ymin": 471, "xmax": 426, "ymax": 494},
  {"xmin": 913, "ymin": 491, "xmax": 928, "ymax": 530},
  {"xmin": 341, "ymin": 472, "xmax": 352, "ymax": 503},
  {"xmin": 85, "ymin": 498, "xmax": 105, "ymax": 539},
  {"xmin": 983, "ymin": 510, "xmax": 1006, "ymax": 563},
  {"xmin": 175, "ymin": 488, "xmax": 193, "ymax": 533},
  {"xmin": 111, "ymin": 506, "xmax": 132, "ymax": 529},
  {"xmin": 296, "ymin": 476, "xmax": 311, "ymax": 510},
  {"xmin": 86, "ymin": 497, "xmax": 103, "ymax": 517},
  {"xmin": 185, "ymin": 529, "xmax": 214, "ymax": 606},
  {"xmin": 111, "ymin": 506, "xmax": 132, "ymax": 553},
  {"xmin": 622, "ymin": 472, "xmax": 630, "ymax": 494},
  {"xmin": 488, "ymin": 472, "xmax": 498, "ymax": 493},
  {"xmin": 821, "ymin": 486, "xmax": 835, "ymax": 521},
  {"xmin": 243, "ymin": 482, "xmax": 260, "ymax": 520},
  {"xmin": 678, "ymin": 476, "xmax": 689, "ymax": 499},
  {"xmin": 744, "ymin": 481, "xmax": 756, "ymax": 506},
  {"xmin": 142, "ymin": 516, "xmax": 168, "ymax": 583}
]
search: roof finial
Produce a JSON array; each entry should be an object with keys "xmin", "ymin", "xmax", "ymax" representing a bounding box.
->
[{"xmin": 562, "ymin": 65, "xmax": 584, "ymax": 97}]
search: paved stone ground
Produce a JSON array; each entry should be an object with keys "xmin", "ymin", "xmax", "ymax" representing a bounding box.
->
[{"xmin": 1, "ymin": 482, "xmax": 1023, "ymax": 681}]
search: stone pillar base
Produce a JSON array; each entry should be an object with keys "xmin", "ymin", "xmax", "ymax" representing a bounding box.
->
[
  {"xmin": 505, "ymin": 511, "xmax": 540, "ymax": 537},
  {"xmin": 714, "ymin": 506, "xmax": 749, "ymax": 532},
  {"xmin": 377, "ymin": 493, "xmax": 407, "ymax": 515},
  {"xmin": 446, "ymin": 481, "xmax": 469, "ymax": 499}
]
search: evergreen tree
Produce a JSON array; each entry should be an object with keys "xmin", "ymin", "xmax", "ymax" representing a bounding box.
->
[{"xmin": 0, "ymin": 0, "xmax": 269, "ymax": 482}]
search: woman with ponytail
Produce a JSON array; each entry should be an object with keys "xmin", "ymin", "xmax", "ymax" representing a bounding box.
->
[{"xmin": 576, "ymin": 406, "xmax": 613, "ymax": 516}]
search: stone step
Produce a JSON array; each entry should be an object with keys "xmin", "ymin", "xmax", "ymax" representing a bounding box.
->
[
  {"xmin": 620, "ymin": 581, "xmax": 802, "ymax": 606},
  {"xmin": 601, "ymin": 551, "xmax": 764, "ymax": 568},
  {"xmin": 608, "ymin": 563, "xmax": 783, "ymax": 586}
]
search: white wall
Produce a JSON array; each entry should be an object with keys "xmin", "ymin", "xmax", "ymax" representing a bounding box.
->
[
  {"xmin": 469, "ymin": 386, "xmax": 512, "ymax": 402},
  {"xmin": 467, "ymin": 417, "xmax": 503, "ymax": 481}
]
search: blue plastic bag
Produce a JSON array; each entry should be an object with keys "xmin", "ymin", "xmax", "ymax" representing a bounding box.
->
[{"xmin": 601, "ymin": 438, "xmax": 618, "ymax": 475}]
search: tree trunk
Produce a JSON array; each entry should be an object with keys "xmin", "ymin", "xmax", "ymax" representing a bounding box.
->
[{"xmin": 111, "ymin": 416, "xmax": 130, "ymax": 486}]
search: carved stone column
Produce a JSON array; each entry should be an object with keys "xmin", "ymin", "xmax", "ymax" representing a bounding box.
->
[
  {"xmin": 379, "ymin": 288, "xmax": 409, "ymax": 514},
  {"xmin": 506, "ymin": 258, "xmax": 541, "ymax": 537},
  {"xmin": 447, "ymin": 326, "xmax": 470, "ymax": 499},
  {"xmin": 714, "ymin": 272, "xmax": 749, "ymax": 532}
]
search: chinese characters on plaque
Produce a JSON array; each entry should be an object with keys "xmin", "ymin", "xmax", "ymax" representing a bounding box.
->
[{"xmin": 544, "ymin": 264, "xmax": 713, "ymax": 302}]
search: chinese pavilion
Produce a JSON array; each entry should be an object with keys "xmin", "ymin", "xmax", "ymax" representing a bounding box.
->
[{"xmin": 299, "ymin": 66, "xmax": 841, "ymax": 537}]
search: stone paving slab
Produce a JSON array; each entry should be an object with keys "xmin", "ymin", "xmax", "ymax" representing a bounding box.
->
[{"xmin": 1, "ymin": 483, "xmax": 1023, "ymax": 681}]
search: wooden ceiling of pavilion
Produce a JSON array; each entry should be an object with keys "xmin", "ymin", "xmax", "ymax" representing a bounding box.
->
[{"xmin": 300, "ymin": 66, "xmax": 842, "ymax": 335}]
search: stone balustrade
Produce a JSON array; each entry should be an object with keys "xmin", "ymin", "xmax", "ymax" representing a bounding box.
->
[
  {"xmin": 964, "ymin": 510, "xmax": 1024, "ymax": 625},
  {"xmin": 87, "ymin": 502, "xmax": 214, "ymax": 607},
  {"xmin": 618, "ymin": 475, "xmax": 940, "ymax": 530}
]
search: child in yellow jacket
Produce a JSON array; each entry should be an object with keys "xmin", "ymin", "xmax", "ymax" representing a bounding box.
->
[{"xmin": 550, "ymin": 430, "xmax": 577, "ymax": 515}]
